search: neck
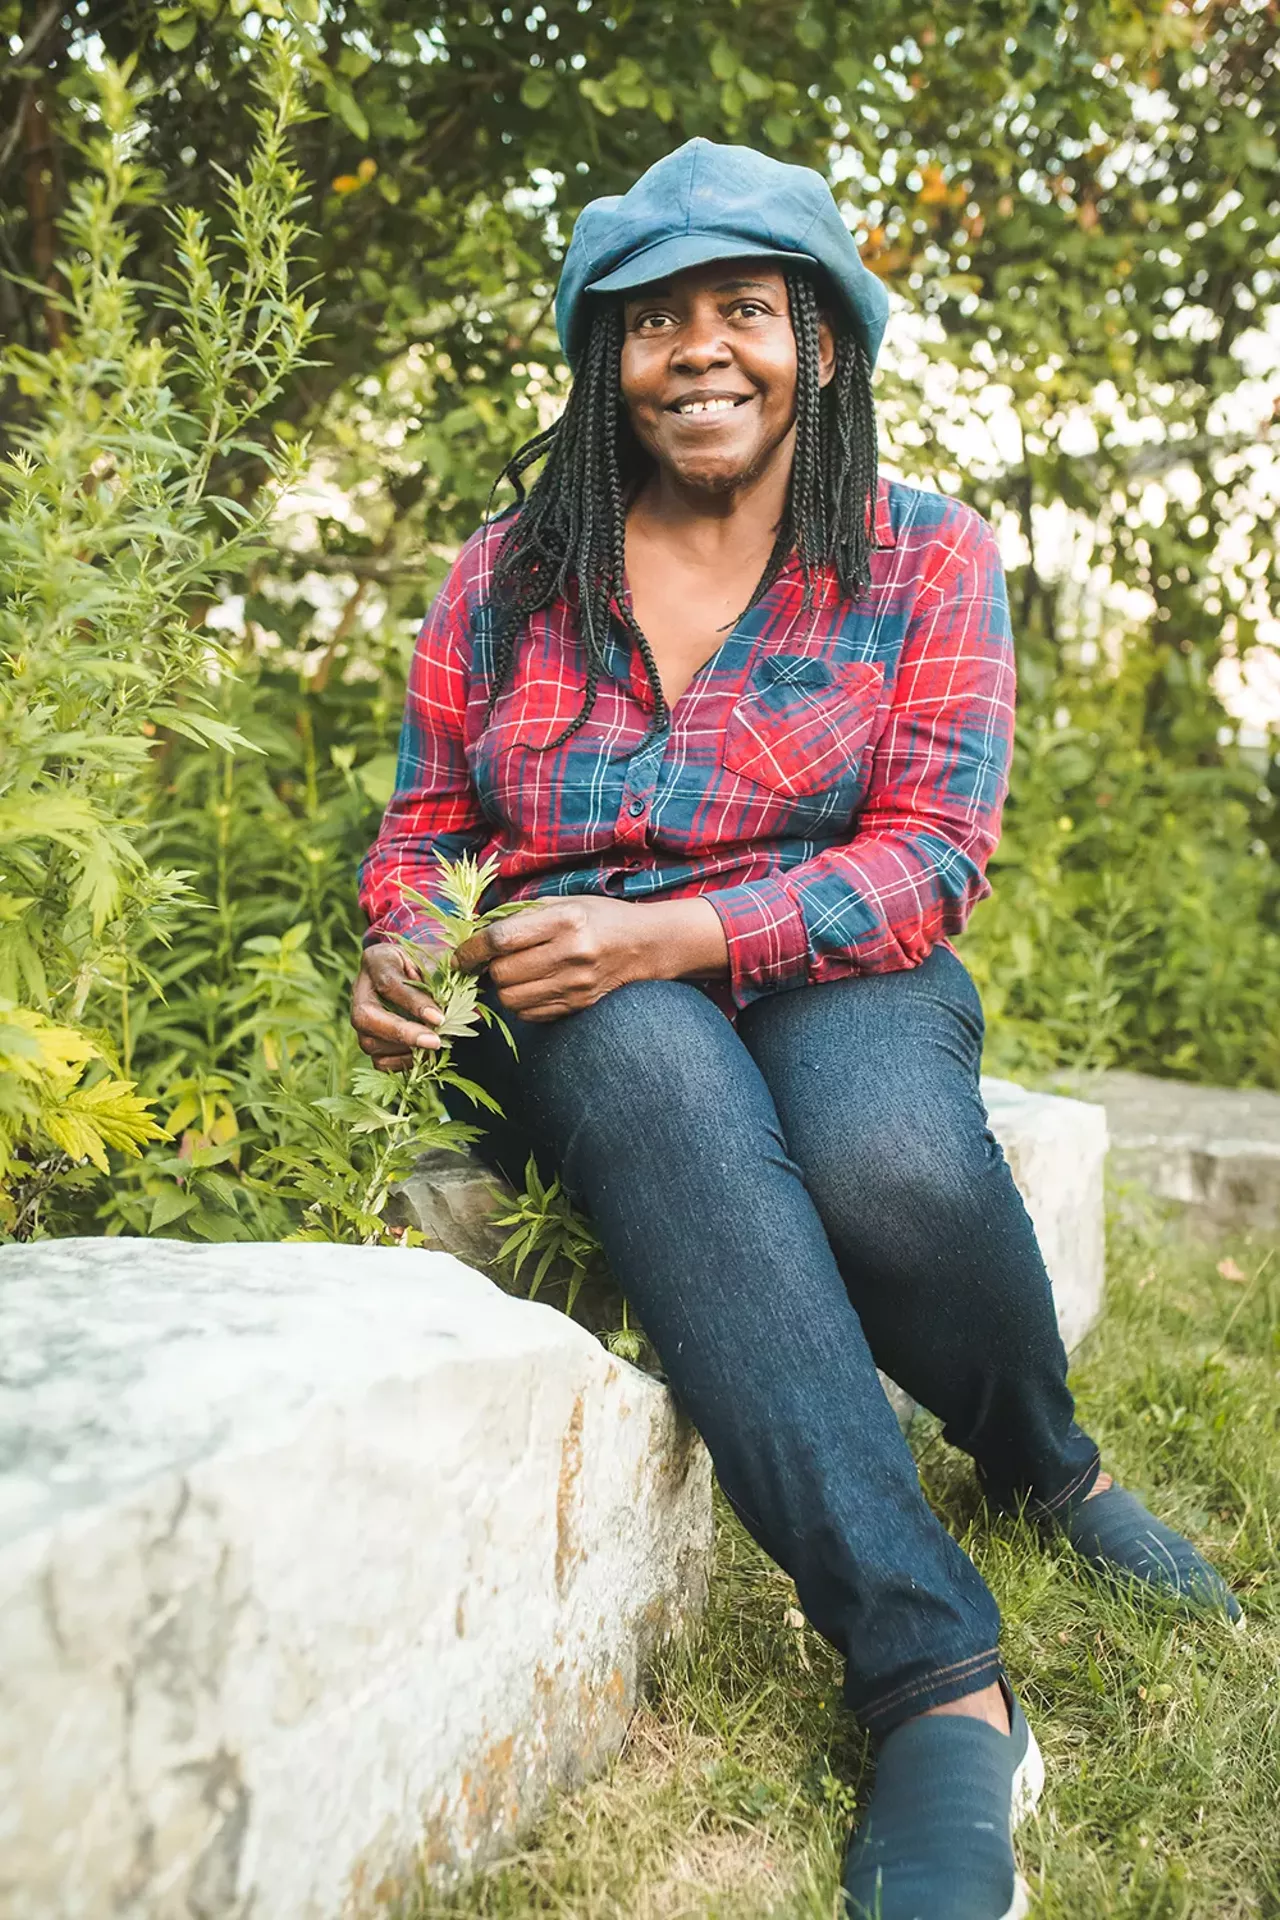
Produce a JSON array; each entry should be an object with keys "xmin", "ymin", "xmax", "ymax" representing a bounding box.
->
[{"xmin": 633, "ymin": 427, "xmax": 795, "ymax": 562}]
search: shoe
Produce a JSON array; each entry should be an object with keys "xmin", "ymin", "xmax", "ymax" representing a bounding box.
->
[
  {"xmin": 843, "ymin": 1681, "xmax": 1043, "ymax": 1920},
  {"xmin": 1058, "ymin": 1485, "xmax": 1242, "ymax": 1624}
]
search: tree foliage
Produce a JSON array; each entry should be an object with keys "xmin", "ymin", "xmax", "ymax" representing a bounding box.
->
[{"xmin": 0, "ymin": 0, "xmax": 1277, "ymax": 1239}]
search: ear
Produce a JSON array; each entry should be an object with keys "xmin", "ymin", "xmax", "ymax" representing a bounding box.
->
[{"xmin": 816, "ymin": 313, "xmax": 837, "ymax": 389}]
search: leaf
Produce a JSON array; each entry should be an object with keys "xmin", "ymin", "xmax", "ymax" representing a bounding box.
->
[
  {"xmin": 0, "ymin": 1004, "xmax": 99, "ymax": 1085},
  {"xmin": 435, "ymin": 975, "xmax": 482, "ymax": 1039},
  {"xmin": 436, "ymin": 1068, "xmax": 503, "ymax": 1115},
  {"xmin": 354, "ymin": 752, "xmax": 399, "ymax": 806},
  {"xmin": 579, "ymin": 77, "xmax": 617, "ymax": 117},
  {"xmin": 520, "ymin": 72, "xmax": 555, "ymax": 111},
  {"xmin": 314, "ymin": 1092, "xmax": 403, "ymax": 1132},
  {"xmin": 151, "ymin": 708, "xmax": 263, "ymax": 754},
  {"xmin": 0, "ymin": 794, "xmax": 99, "ymax": 846},
  {"xmin": 328, "ymin": 81, "xmax": 370, "ymax": 142},
  {"xmin": 150, "ymin": 1185, "xmax": 197, "ymax": 1231},
  {"xmin": 157, "ymin": 13, "xmax": 198, "ymax": 51}
]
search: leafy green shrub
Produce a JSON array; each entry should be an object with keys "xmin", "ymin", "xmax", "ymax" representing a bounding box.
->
[
  {"xmin": 0, "ymin": 47, "xmax": 315, "ymax": 1232},
  {"xmin": 962, "ymin": 661, "xmax": 1280, "ymax": 1089}
]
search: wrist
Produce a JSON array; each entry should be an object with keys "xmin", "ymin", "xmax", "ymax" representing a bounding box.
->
[{"xmin": 638, "ymin": 897, "xmax": 729, "ymax": 982}]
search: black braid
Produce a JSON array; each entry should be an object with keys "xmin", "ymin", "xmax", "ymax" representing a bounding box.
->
[{"xmin": 480, "ymin": 268, "xmax": 878, "ymax": 744}]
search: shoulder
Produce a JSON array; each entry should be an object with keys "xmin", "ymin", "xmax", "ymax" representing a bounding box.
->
[
  {"xmin": 432, "ymin": 514, "xmax": 515, "ymax": 616},
  {"xmin": 880, "ymin": 480, "xmax": 1002, "ymax": 584}
]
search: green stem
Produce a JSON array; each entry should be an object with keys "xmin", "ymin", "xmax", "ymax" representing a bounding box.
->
[
  {"xmin": 359, "ymin": 1050, "xmax": 435, "ymax": 1241},
  {"xmin": 216, "ymin": 751, "xmax": 234, "ymax": 970}
]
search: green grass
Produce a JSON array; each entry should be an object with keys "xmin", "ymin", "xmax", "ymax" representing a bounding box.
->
[{"xmin": 408, "ymin": 1215, "xmax": 1280, "ymax": 1920}]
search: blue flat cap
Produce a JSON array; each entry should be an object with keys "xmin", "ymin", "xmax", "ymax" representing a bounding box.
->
[{"xmin": 555, "ymin": 138, "xmax": 890, "ymax": 370}]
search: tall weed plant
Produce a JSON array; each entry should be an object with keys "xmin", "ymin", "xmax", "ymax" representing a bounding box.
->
[
  {"xmin": 0, "ymin": 44, "xmax": 316, "ymax": 1233},
  {"xmin": 962, "ymin": 658, "xmax": 1280, "ymax": 1089}
]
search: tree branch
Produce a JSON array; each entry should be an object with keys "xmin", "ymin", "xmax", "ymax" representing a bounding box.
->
[{"xmin": 0, "ymin": 0, "xmax": 69, "ymax": 180}]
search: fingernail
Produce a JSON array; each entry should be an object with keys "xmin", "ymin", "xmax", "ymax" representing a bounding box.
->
[{"xmin": 414, "ymin": 1034, "xmax": 439, "ymax": 1049}]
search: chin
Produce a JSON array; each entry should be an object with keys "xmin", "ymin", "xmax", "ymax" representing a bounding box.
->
[
  {"xmin": 675, "ymin": 463, "xmax": 747, "ymax": 494},
  {"xmin": 667, "ymin": 446, "xmax": 763, "ymax": 493}
]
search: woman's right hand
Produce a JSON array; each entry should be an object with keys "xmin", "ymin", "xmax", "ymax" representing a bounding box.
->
[{"xmin": 350, "ymin": 943, "xmax": 445, "ymax": 1072}]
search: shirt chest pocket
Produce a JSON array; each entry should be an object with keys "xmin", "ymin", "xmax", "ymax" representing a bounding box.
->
[{"xmin": 723, "ymin": 655, "xmax": 885, "ymax": 798}]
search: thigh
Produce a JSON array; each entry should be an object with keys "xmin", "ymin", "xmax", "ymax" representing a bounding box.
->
[
  {"xmin": 442, "ymin": 978, "xmax": 779, "ymax": 1201},
  {"xmin": 739, "ymin": 946, "xmax": 991, "ymax": 1214},
  {"xmin": 738, "ymin": 949, "xmax": 1061, "ymax": 1382}
]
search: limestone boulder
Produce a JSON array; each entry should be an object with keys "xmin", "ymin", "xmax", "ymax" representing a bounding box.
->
[
  {"xmin": 0, "ymin": 1240, "xmax": 711, "ymax": 1919},
  {"xmin": 396, "ymin": 1077, "xmax": 1110, "ymax": 1366},
  {"xmin": 1057, "ymin": 1067, "xmax": 1280, "ymax": 1237},
  {"xmin": 982, "ymin": 1076, "xmax": 1109, "ymax": 1351}
]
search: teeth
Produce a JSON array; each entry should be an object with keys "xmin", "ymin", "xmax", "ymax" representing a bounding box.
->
[{"xmin": 677, "ymin": 397, "xmax": 739, "ymax": 415}]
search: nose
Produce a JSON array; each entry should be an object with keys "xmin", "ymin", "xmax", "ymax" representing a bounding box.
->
[{"xmin": 669, "ymin": 308, "xmax": 733, "ymax": 374}]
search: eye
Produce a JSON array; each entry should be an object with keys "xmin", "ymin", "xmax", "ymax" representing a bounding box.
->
[
  {"xmin": 730, "ymin": 298, "xmax": 771, "ymax": 320},
  {"xmin": 632, "ymin": 309, "xmax": 674, "ymax": 332}
]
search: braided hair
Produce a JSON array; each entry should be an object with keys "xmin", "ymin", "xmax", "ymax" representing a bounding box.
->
[{"xmin": 481, "ymin": 269, "xmax": 878, "ymax": 746}]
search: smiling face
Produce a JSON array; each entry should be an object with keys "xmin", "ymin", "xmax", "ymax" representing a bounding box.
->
[{"xmin": 618, "ymin": 260, "xmax": 834, "ymax": 498}]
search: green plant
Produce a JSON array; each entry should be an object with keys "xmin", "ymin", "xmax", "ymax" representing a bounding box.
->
[
  {"xmin": 0, "ymin": 1001, "xmax": 165, "ymax": 1235},
  {"xmin": 97, "ymin": 855, "xmax": 520, "ymax": 1246},
  {"xmin": 493, "ymin": 1153, "xmax": 605, "ymax": 1311},
  {"xmin": 0, "ymin": 41, "xmax": 316, "ymax": 1233},
  {"xmin": 962, "ymin": 662, "xmax": 1280, "ymax": 1089},
  {"xmin": 259, "ymin": 855, "xmax": 522, "ymax": 1243}
]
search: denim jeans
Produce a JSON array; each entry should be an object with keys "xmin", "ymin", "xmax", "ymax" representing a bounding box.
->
[{"xmin": 444, "ymin": 947, "xmax": 1100, "ymax": 1734}]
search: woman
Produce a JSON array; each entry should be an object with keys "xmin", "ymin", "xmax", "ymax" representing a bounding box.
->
[{"xmin": 354, "ymin": 140, "xmax": 1238, "ymax": 1920}]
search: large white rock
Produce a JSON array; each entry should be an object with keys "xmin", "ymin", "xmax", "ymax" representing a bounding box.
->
[
  {"xmin": 0, "ymin": 1240, "xmax": 712, "ymax": 1919},
  {"xmin": 982, "ymin": 1076, "xmax": 1108, "ymax": 1351},
  {"xmin": 1057, "ymin": 1067, "xmax": 1280, "ymax": 1236}
]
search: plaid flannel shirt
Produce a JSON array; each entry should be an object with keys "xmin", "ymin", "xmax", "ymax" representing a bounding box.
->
[{"xmin": 359, "ymin": 478, "xmax": 1015, "ymax": 1010}]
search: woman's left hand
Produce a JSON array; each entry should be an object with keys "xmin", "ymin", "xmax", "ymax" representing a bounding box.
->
[{"xmin": 454, "ymin": 895, "xmax": 727, "ymax": 1022}]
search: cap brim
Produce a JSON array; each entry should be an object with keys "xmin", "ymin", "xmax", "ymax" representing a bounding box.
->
[{"xmin": 587, "ymin": 231, "xmax": 818, "ymax": 296}]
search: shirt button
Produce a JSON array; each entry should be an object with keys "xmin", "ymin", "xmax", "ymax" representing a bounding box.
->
[{"xmin": 627, "ymin": 798, "xmax": 646, "ymax": 818}]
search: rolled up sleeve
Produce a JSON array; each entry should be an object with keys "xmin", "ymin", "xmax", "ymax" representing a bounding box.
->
[
  {"xmin": 707, "ymin": 509, "xmax": 1015, "ymax": 1008},
  {"xmin": 357, "ymin": 541, "xmax": 490, "ymax": 947}
]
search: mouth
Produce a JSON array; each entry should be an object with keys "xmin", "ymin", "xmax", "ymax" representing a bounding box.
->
[{"xmin": 667, "ymin": 392, "xmax": 754, "ymax": 419}]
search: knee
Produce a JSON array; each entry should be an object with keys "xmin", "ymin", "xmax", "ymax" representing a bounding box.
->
[{"xmin": 805, "ymin": 1102, "xmax": 997, "ymax": 1235}]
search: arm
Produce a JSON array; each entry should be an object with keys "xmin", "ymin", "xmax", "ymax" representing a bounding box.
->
[
  {"xmin": 353, "ymin": 541, "xmax": 490, "ymax": 1071},
  {"xmin": 357, "ymin": 539, "xmax": 490, "ymax": 949},
  {"xmin": 707, "ymin": 508, "xmax": 1015, "ymax": 1008}
]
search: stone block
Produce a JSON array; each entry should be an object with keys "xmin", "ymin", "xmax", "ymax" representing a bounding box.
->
[
  {"xmin": 395, "ymin": 1076, "xmax": 1109, "ymax": 1414},
  {"xmin": 981, "ymin": 1077, "xmax": 1108, "ymax": 1351},
  {"xmin": 1056, "ymin": 1068, "xmax": 1280, "ymax": 1237},
  {"xmin": 0, "ymin": 1239, "xmax": 712, "ymax": 1919}
]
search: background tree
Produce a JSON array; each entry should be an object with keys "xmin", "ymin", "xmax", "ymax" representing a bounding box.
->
[{"xmin": 1, "ymin": 0, "xmax": 1277, "ymax": 1240}]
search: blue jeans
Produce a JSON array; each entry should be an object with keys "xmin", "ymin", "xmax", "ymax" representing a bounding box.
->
[{"xmin": 445, "ymin": 948, "xmax": 1100, "ymax": 1734}]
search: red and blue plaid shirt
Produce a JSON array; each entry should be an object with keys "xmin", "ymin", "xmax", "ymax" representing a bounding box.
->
[{"xmin": 359, "ymin": 478, "xmax": 1015, "ymax": 1009}]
